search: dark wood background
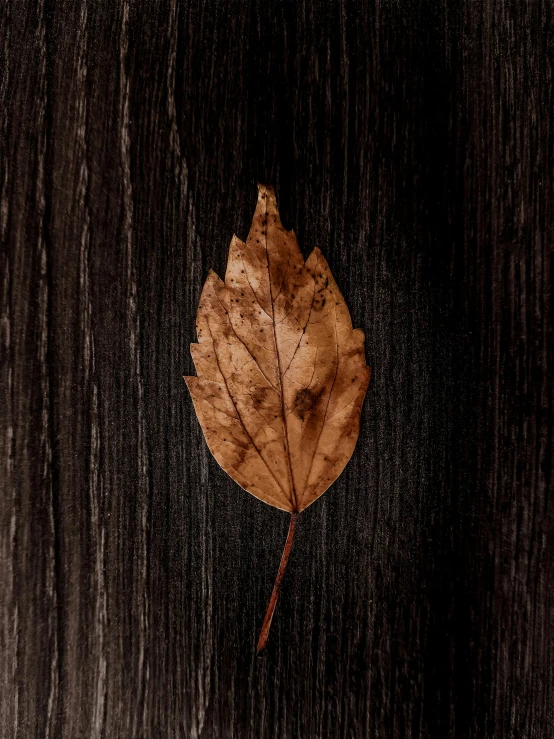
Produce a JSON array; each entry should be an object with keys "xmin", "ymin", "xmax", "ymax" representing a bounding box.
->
[{"xmin": 2, "ymin": 1, "xmax": 553, "ymax": 737}]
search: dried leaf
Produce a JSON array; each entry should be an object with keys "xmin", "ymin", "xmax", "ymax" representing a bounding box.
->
[{"xmin": 184, "ymin": 185, "xmax": 370, "ymax": 650}]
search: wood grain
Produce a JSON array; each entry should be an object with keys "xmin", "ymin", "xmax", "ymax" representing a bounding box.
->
[{"xmin": 1, "ymin": 1, "xmax": 552, "ymax": 737}]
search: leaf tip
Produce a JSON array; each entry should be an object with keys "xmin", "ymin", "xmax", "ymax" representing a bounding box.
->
[
  {"xmin": 205, "ymin": 268, "xmax": 224, "ymax": 288},
  {"xmin": 257, "ymin": 182, "xmax": 275, "ymax": 196},
  {"xmin": 256, "ymin": 184, "xmax": 280, "ymax": 216}
]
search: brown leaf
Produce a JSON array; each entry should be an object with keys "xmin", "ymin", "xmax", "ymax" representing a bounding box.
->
[
  {"xmin": 185, "ymin": 184, "xmax": 370, "ymax": 513},
  {"xmin": 184, "ymin": 184, "xmax": 370, "ymax": 650}
]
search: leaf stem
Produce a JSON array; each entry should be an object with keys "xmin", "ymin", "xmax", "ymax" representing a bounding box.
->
[{"xmin": 257, "ymin": 512, "xmax": 298, "ymax": 654}]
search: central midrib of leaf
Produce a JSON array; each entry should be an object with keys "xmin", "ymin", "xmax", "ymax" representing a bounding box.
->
[{"xmin": 262, "ymin": 202, "xmax": 300, "ymax": 512}]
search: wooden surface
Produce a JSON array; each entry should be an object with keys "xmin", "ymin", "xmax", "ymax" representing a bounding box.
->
[{"xmin": 2, "ymin": 1, "xmax": 553, "ymax": 737}]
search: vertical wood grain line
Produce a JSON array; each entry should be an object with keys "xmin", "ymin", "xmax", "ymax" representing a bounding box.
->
[
  {"xmin": 166, "ymin": 5, "xmax": 214, "ymax": 733},
  {"xmin": 75, "ymin": 3, "xmax": 108, "ymax": 736},
  {"xmin": 118, "ymin": 2, "xmax": 150, "ymax": 735},
  {"xmin": 0, "ymin": 2, "xmax": 16, "ymax": 736},
  {"xmin": 36, "ymin": 0, "xmax": 60, "ymax": 735}
]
